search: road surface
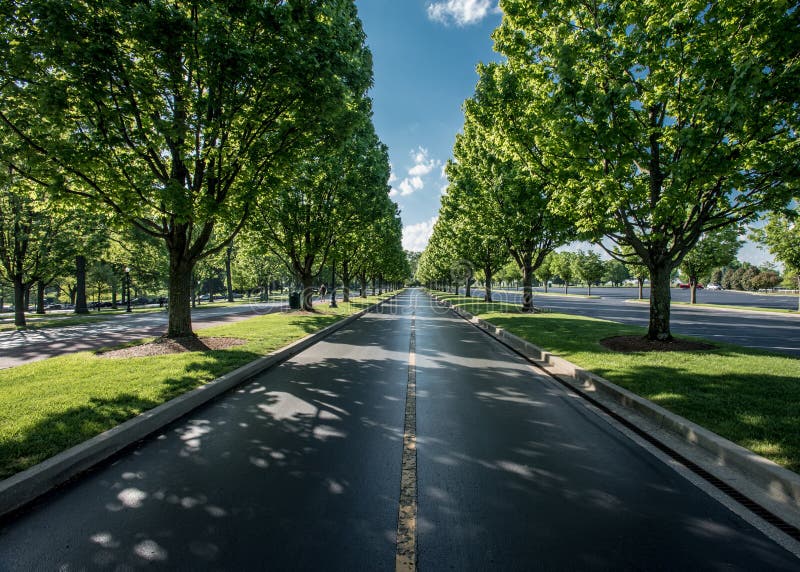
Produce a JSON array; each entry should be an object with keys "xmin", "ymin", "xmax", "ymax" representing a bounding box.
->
[
  {"xmin": 474, "ymin": 287, "xmax": 800, "ymax": 357},
  {"xmin": 0, "ymin": 290, "xmax": 797, "ymax": 570}
]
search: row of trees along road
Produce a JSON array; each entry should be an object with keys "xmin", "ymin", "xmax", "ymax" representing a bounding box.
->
[
  {"xmin": 419, "ymin": 0, "xmax": 799, "ymax": 341},
  {"xmin": 0, "ymin": 0, "xmax": 405, "ymax": 333}
]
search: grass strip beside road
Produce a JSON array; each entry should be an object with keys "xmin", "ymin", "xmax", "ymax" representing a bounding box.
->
[
  {"xmin": 625, "ymin": 299, "xmax": 799, "ymax": 314},
  {"xmin": 0, "ymin": 297, "xmax": 295, "ymax": 332},
  {"xmin": 432, "ymin": 291, "xmax": 800, "ymax": 473},
  {"xmin": 0, "ymin": 294, "xmax": 393, "ymax": 479}
]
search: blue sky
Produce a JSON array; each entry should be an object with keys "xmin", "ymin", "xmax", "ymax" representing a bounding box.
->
[
  {"xmin": 355, "ymin": 0, "xmax": 770, "ymax": 266},
  {"xmin": 355, "ymin": 0, "xmax": 502, "ymax": 251}
]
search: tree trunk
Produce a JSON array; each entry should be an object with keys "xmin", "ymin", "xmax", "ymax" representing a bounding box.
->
[
  {"xmin": 13, "ymin": 276, "xmax": 26, "ymax": 327},
  {"xmin": 167, "ymin": 254, "xmax": 195, "ymax": 338},
  {"xmin": 35, "ymin": 280, "xmax": 46, "ymax": 314},
  {"xmin": 648, "ymin": 263, "xmax": 673, "ymax": 341},
  {"xmin": 638, "ymin": 277, "xmax": 644, "ymax": 300},
  {"xmin": 360, "ymin": 274, "xmax": 367, "ymax": 297},
  {"xmin": 301, "ymin": 274, "xmax": 314, "ymax": 311},
  {"xmin": 587, "ymin": 281, "xmax": 592, "ymax": 297},
  {"xmin": 226, "ymin": 246, "xmax": 234, "ymax": 302},
  {"xmin": 564, "ymin": 280, "xmax": 569, "ymax": 295},
  {"xmin": 689, "ymin": 275, "xmax": 698, "ymax": 304},
  {"xmin": 543, "ymin": 277, "xmax": 549, "ymax": 293},
  {"xmin": 111, "ymin": 281, "xmax": 118, "ymax": 309},
  {"xmin": 75, "ymin": 255, "xmax": 89, "ymax": 314},
  {"xmin": 484, "ymin": 265, "xmax": 493, "ymax": 302},
  {"xmin": 342, "ymin": 259, "xmax": 350, "ymax": 303},
  {"xmin": 522, "ymin": 265, "xmax": 534, "ymax": 312},
  {"xmin": 465, "ymin": 272, "xmax": 472, "ymax": 297},
  {"xmin": 371, "ymin": 276, "xmax": 376, "ymax": 296}
]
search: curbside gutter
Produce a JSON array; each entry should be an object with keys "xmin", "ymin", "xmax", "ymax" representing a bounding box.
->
[
  {"xmin": 0, "ymin": 294, "xmax": 400, "ymax": 519},
  {"xmin": 430, "ymin": 293, "xmax": 800, "ymax": 516}
]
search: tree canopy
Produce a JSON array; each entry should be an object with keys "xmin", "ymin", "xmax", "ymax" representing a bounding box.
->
[{"xmin": 0, "ymin": 0, "xmax": 375, "ymax": 335}]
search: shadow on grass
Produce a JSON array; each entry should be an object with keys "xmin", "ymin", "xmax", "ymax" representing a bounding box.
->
[
  {"xmin": 0, "ymin": 348, "xmax": 264, "ymax": 480},
  {"xmin": 0, "ymin": 394, "xmax": 159, "ymax": 479}
]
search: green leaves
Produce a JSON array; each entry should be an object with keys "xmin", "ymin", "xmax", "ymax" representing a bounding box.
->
[
  {"xmin": 491, "ymin": 0, "xmax": 799, "ymax": 337},
  {"xmin": 0, "ymin": 0, "xmax": 378, "ymax": 335}
]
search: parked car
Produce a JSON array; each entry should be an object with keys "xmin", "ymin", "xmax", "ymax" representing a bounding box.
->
[
  {"xmin": 678, "ymin": 283, "xmax": 703, "ymax": 289},
  {"xmin": 705, "ymin": 283, "xmax": 722, "ymax": 290}
]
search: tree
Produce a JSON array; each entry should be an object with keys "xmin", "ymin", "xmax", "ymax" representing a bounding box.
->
[
  {"xmin": 445, "ymin": 63, "xmax": 576, "ymax": 312},
  {"xmin": 679, "ymin": 227, "xmax": 741, "ymax": 303},
  {"xmin": 254, "ymin": 111, "xmax": 390, "ymax": 310},
  {"xmin": 0, "ymin": 158, "xmax": 91, "ymax": 326},
  {"xmin": 498, "ymin": 261, "xmax": 522, "ymax": 289},
  {"xmin": 572, "ymin": 250, "xmax": 605, "ymax": 296},
  {"xmin": 757, "ymin": 208, "xmax": 800, "ymax": 309},
  {"xmin": 438, "ymin": 177, "xmax": 509, "ymax": 302},
  {"xmin": 603, "ymin": 260, "xmax": 630, "ymax": 288},
  {"xmin": 0, "ymin": 0, "xmax": 373, "ymax": 336},
  {"xmin": 750, "ymin": 270, "xmax": 781, "ymax": 291},
  {"xmin": 552, "ymin": 252, "xmax": 576, "ymax": 295},
  {"xmin": 534, "ymin": 253, "xmax": 556, "ymax": 293},
  {"xmin": 494, "ymin": 0, "xmax": 799, "ymax": 339}
]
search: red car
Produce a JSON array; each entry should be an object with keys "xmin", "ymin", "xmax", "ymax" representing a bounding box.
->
[{"xmin": 678, "ymin": 283, "xmax": 703, "ymax": 289}]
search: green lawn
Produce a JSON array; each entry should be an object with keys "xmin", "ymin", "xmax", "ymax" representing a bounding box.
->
[
  {"xmin": 0, "ymin": 296, "xmax": 297, "ymax": 332},
  {"xmin": 626, "ymin": 299, "xmax": 799, "ymax": 314},
  {"xmin": 431, "ymin": 291, "xmax": 800, "ymax": 473},
  {"xmin": 0, "ymin": 294, "xmax": 394, "ymax": 479}
]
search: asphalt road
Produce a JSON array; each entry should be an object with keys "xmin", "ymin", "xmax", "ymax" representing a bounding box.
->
[
  {"xmin": 0, "ymin": 301, "xmax": 287, "ymax": 369},
  {"xmin": 475, "ymin": 287, "xmax": 800, "ymax": 357},
  {"xmin": 1, "ymin": 290, "xmax": 797, "ymax": 570}
]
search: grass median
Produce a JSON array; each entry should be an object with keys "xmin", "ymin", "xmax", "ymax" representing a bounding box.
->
[
  {"xmin": 431, "ymin": 291, "xmax": 800, "ymax": 473},
  {"xmin": 0, "ymin": 294, "xmax": 394, "ymax": 479},
  {"xmin": 625, "ymin": 299, "xmax": 799, "ymax": 314},
  {"xmin": 0, "ymin": 297, "xmax": 295, "ymax": 332}
]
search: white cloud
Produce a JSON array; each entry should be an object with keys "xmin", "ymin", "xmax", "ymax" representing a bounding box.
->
[
  {"xmin": 427, "ymin": 0, "xmax": 496, "ymax": 26},
  {"xmin": 403, "ymin": 217, "xmax": 438, "ymax": 252},
  {"xmin": 409, "ymin": 163, "xmax": 434, "ymax": 177},
  {"xmin": 408, "ymin": 147, "xmax": 438, "ymax": 177},
  {"xmin": 399, "ymin": 176, "xmax": 424, "ymax": 196},
  {"xmin": 392, "ymin": 146, "xmax": 443, "ymax": 199},
  {"xmin": 388, "ymin": 164, "xmax": 398, "ymax": 184}
]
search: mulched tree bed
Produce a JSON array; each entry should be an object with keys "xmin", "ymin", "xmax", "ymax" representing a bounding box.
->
[
  {"xmin": 600, "ymin": 335, "xmax": 716, "ymax": 353},
  {"xmin": 99, "ymin": 337, "xmax": 247, "ymax": 358}
]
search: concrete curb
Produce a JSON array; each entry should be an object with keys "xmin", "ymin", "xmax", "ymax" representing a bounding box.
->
[
  {"xmin": 0, "ymin": 294, "xmax": 399, "ymax": 519},
  {"xmin": 429, "ymin": 293, "xmax": 800, "ymax": 514}
]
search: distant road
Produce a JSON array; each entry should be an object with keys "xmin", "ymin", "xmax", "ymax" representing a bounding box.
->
[
  {"xmin": 472, "ymin": 287, "xmax": 800, "ymax": 357},
  {"xmin": 0, "ymin": 302, "xmax": 286, "ymax": 369}
]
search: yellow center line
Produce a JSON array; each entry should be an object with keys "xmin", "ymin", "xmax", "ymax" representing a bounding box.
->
[{"xmin": 396, "ymin": 302, "xmax": 417, "ymax": 572}]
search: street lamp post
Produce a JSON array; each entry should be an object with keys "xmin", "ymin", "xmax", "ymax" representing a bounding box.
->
[{"xmin": 125, "ymin": 267, "xmax": 132, "ymax": 312}]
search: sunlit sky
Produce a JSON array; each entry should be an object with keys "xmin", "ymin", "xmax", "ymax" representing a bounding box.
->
[{"xmin": 354, "ymin": 0, "xmax": 770, "ymax": 266}]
